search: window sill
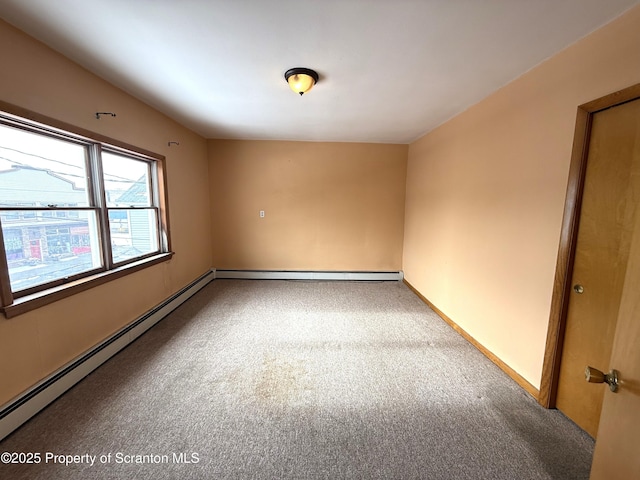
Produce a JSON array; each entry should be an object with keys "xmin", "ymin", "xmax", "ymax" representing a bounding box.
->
[{"xmin": 1, "ymin": 252, "xmax": 174, "ymax": 319}]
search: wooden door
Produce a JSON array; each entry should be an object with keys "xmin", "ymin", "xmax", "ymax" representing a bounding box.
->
[
  {"xmin": 555, "ymin": 98, "xmax": 640, "ymax": 437},
  {"xmin": 589, "ymin": 142, "xmax": 640, "ymax": 478}
]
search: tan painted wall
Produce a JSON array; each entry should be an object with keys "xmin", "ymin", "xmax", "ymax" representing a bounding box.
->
[
  {"xmin": 0, "ymin": 20, "xmax": 212, "ymax": 406},
  {"xmin": 209, "ymin": 140, "xmax": 407, "ymax": 271},
  {"xmin": 403, "ymin": 5, "xmax": 640, "ymax": 389}
]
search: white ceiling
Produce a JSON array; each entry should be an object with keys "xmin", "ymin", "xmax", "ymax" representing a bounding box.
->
[{"xmin": 1, "ymin": 0, "xmax": 638, "ymax": 144}]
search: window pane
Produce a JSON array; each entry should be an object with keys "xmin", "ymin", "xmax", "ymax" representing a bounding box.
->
[
  {"xmin": 1, "ymin": 210, "xmax": 102, "ymax": 292},
  {"xmin": 109, "ymin": 209, "xmax": 159, "ymax": 263},
  {"xmin": 0, "ymin": 123, "xmax": 90, "ymax": 207},
  {"xmin": 102, "ymin": 152, "xmax": 151, "ymax": 207}
]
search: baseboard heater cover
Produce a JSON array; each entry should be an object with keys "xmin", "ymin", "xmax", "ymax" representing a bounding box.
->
[
  {"xmin": 0, "ymin": 268, "xmax": 216, "ymax": 442},
  {"xmin": 214, "ymin": 270, "xmax": 404, "ymax": 281}
]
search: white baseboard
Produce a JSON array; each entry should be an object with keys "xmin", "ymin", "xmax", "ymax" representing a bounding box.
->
[
  {"xmin": 0, "ymin": 269, "xmax": 216, "ymax": 442},
  {"xmin": 214, "ymin": 270, "xmax": 404, "ymax": 281}
]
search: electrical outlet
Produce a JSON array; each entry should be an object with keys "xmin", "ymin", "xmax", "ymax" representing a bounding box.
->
[{"xmin": 259, "ymin": 210, "xmax": 265, "ymax": 218}]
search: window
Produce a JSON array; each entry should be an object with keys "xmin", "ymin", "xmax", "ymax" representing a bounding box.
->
[{"xmin": 0, "ymin": 107, "xmax": 172, "ymax": 317}]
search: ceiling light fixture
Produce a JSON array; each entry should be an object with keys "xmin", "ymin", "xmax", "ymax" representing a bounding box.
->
[{"xmin": 284, "ymin": 68, "xmax": 318, "ymax": 96}]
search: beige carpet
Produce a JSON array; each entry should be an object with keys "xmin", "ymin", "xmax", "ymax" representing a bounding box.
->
[{"xmin": 0, "ymin": 280, "xmax": 593, "ymax": 479}]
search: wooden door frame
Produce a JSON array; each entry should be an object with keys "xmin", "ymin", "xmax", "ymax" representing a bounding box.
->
[{"xmin": 539, "ymin": 83, "xmax": 640, "ymax": 408}]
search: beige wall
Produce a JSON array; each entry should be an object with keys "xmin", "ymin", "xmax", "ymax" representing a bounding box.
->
[
  {"xmin": 209, "ymin": 140, "xmax": 407, "ymax": 271},
  {"xmin": 403, "ymin": 5, "xmax": 640, "ymax": 389},
  {"xmin": 0, "ymin": 20, "xmax": 212, "ymax": 406}
]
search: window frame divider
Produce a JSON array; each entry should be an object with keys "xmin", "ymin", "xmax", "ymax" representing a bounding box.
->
[{"xmin": 89, "ymin": 143, "xmax": 114, "ymax": 270}]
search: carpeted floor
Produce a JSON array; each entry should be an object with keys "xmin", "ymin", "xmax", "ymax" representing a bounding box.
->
[{"xmin": 0, "ymin": 280, "xmax": 594, "ymax": 479}]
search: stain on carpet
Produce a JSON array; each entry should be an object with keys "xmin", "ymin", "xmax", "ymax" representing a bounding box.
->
[{"xmin": 255, "ymin": 354, "xmax": 313, "ymax": 404}]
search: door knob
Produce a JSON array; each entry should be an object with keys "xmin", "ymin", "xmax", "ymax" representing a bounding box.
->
[
  {"xmin": 585, "ymin": 366, "xmax": 619, "ymax": 392},
  {"xmin": 573, "ymin": 284, "xmax": 584, "ymax": 294}
]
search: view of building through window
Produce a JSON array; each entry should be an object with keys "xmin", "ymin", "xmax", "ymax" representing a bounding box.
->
[{"xmin": 0, "ymin": 120, "xmax": 160, "ymax": 294}]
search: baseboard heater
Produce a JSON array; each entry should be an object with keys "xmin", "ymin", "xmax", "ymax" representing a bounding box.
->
[
  {"xmin": 214, "ymin": 270, "xmax": 404, "ymax": 281},
  {"xmin": 0, "ymin": 268, "xmax": 216, "ymax": 442}
]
